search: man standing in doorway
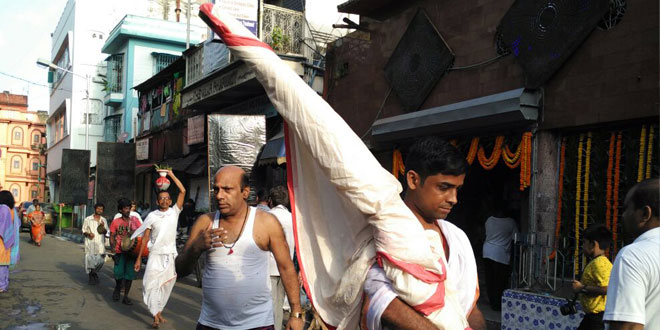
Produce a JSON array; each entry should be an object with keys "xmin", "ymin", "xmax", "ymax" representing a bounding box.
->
[
  {"xmin": 133, "ymin": 170, "xmax": 185, "ymax": 328},
  {"xmin": 361, "ymin": 137, "xmax": 486, "ymax": 330},
  {"xmin": 267, "ymin": 185, "xmax": 295, "ymax": 330},
  {"xmin": 82, "ymin": 203, "xmax": 108, "ymax": 285},
  {"xmin": 604, "ymin": 178, "xmax": 659, "ymax": 330},
  {"xmin": 109, "ymin": 198, "xmax": 141, "ymax": 305},
  {"xmin": 176, "ymin": 166, "xmax": 303, "ymax": 330}
]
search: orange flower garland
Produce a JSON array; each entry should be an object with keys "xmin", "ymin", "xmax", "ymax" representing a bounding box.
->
[
  {"xmin": 645, "ymin": 125, "xmax": 654, "ymax": 179},
  {"xmin": 503, "ymin": 138, "xmax": 522, "ymax": 169},
  {"xmin": 519, "ymin": 132, "xmax": 533, "ymax": 191},
  {"xmin": 550, "ymin": 137, "xmax": 566, "ymax": 260},
  {"xmin": 525, "ymin": 132, "xmax": 532, "ymax": 187},
  {"xmin": 466, "ymin": 137, "xmax": 479, "ymax": 165},
  {"xmin": 637, "ymin": 125, "xmax": 647, "ymax": 182},
  {"xmin": 605, "ymin": 133, "xmax": 615, "ymax": 230},
  {"xmin": 477, "ymin": 136, "xmax": 504, "ymax": 169},
  {"xmin": 574, "ymin": 134, "xmax": 584, "ymax": 275},
  {"xmin": 392, "ymin": 149, "xmax": 405, "ymax": 179},
  {"xmin": 581, "ymin": 132, "xmax": 592, "ymax": 267},
  {"xmin": 612, "ymin": 132, "xmax": 622, "ymax": 254}
]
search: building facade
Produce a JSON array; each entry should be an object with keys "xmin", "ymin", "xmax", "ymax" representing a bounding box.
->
[
  {"xmin": 0, "ymin": 92, "xmax": 47, "ymax": 203},
  {"xmin": 44, "ymin": 0, "xmax": 207, "ymax": 204},
  {"xmin": 327, "ymin": 0, "xmax": 658, "ymax": 294}
]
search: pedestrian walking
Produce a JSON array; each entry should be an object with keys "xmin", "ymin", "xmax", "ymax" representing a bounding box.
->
[
  {"xmin": 0, "ymin": 190, "xmax": 19, "ymax": 293},
  {"xmin": 132, "ymin": 170, "xmax": 185, "ymax": 328},
  {"xmin": 109, "ymin": 198, "xmax": 141, "ymax": 304},
  {"xmin": 82, "ymin": 203, "xmax": 108, "ymax": 285},
  {"xmin": 482, "ymin": 203, "xmax": 518, "ymax": 311},
  {"xmin": 29, "ymin": 203, "xmax": 46, "ymax": 247}
]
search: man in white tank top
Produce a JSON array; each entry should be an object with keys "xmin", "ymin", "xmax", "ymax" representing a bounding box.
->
[{"xmin": 176, "ymin": 166, "xmax": 303, "ymax": 330}]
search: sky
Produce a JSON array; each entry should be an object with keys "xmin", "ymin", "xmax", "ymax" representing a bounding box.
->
[
  {"xmin": 0, "ymin": 0, "xmax": 354, "ymax": 112},
  {"xmin": 0, "ymin": 0, "xmax": 68, "ymax": 111}
]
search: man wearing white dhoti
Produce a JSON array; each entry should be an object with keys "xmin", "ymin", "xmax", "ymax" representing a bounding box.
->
[
  {"xmin": 82, "ymin": 203, "xmax": 108, "ymax": 285},
  {"xmin": 132, "ymin": 170, "xmax": 185, "ymax": 329}
]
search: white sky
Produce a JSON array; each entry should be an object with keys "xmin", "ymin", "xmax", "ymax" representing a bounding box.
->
[
  {"xmin": 0, "ymin": 0, "xmax": 354, "ymax": 112},
  {"xmin": 0, "ymin": 0, "xmax": 68, "ymax": 111}
]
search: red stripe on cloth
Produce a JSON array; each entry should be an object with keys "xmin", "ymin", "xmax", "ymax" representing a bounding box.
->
[
  {"xmin": 413, "ymin": 279, "xmax": 446, "ymax": 316},
  {"xmin": 199, "ymin": 3, "xmax": 273, "ymax": 50},
  {"xmin": 284, "ymin": 123, "xmax": 336, "ymax": 330},
  {"xmin": 376, "ymin": 252, "xmax": 447, "ymax": 283}
]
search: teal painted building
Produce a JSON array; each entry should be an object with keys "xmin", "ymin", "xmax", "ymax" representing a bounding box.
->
[{"xmin": 101, "ymin": 15, "xmax": 205, "ymax": 142}]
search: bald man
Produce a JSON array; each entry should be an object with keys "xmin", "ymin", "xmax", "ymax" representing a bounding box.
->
[{"xmin": 176, "ymin": 166, "xmax": 303, "ymax": 330}]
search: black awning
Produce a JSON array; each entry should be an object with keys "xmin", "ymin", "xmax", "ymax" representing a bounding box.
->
[
  {"xmin": 258, "ymin": 131, "xmax": 286, "ymax": 166},
  {"xmin": 371, "ymin": 88, "xmax": 541, "ymax": 142}
]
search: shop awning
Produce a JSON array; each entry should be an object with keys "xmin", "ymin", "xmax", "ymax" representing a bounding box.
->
[
  {"xmin": 371, "ymin": 88, "xmax": 541, "ymax": 142},
  {"xmin": 186, "ymin": 157, "xmax": 207, "ymax": 176},
  {"xmin": 258, "ymin": 131, "xmax": 286, "ymax": 166},
  {"xmin": 171, "ymin": 153, "xmax": 200, "ymax": 172}
]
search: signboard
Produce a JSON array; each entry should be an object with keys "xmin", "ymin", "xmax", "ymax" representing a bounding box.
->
[
  {"xmin": 181, "ymin": 61, "xmax": 255, "ymax": 108},
  {"xmin": 136, "ymin": 138, "xmax": 149, "ymax": 160},
  {"xmin": 188, "ymin": 115, "xmax": 205, "ymax": 145},
  {"xmin": 59, "ymin": 149, "xmax": 90, "ymax": 205},
  {"xmin": 216, "ymin": 0, "xmax": 259, "ymax": 36},
  {"xmin": 96, "ymin": 142, "xmax": 136, "ymax": 220}
]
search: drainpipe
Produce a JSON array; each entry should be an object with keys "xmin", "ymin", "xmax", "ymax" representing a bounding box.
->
[{"xmin": 175, "ymin": 0, "xmax": 181, "ymax": 22}]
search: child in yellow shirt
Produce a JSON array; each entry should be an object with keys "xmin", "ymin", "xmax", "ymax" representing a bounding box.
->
[{"xmin": 572, "ymin": 224, "xmax": 613, "ymax": 330}]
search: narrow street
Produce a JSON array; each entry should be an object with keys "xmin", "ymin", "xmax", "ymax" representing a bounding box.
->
[{"xmin": 0, "ymin": 232, "xmax": 203, "ymax": 329}]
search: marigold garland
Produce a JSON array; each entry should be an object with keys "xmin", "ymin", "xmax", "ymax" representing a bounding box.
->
[
  {"xmin": 605, "ymin": 133, "xmax": 615, "ymax": 230},
  {"xmin": 582, "ymin": 132, "xmax": 592, "ymax": 267},
  {"xmin": 645, "ymin": 125, "xmax": 654, "ymax": 179},
  {"xmin": 637, "ymin": 125, "xmax": 647, "ymax": 182},
  {"xmin": 612, "ymin": 132, "xmax": 623, "ymax": 254},
  {"xmin": 466, "ymin": 137, "xmax": 479, "ymax": 165},
  {"xmin": 574, "ymin": 134, "xmax": 584, "ymax": 275},
  {"xmin": 477, "ymin": 136, "xmax": 504, "ymax": 169},
  {"xmin": 502, "ymin": 139, "xmax": 522, "ymax": 169},
  {"xmin": 525, "ymin": 133, "xmax": 532, "ymax": 187},
  {"xmin": 550, "ymin": 137, "xmax": 566, "ymax": 260},
  {"xmin": 519, "ymin": 132, "xmax": 533, "ymax": 191},
  {"xmin": 392, "ymin": 149, "xmax": 405, "ymax": 179}
]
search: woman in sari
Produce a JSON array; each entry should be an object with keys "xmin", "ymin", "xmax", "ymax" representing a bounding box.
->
[
  {"xmin": 0, "ymin": 191, "xmax": 18, "ymax": 292},
  {"xmin": 29, "ymin": 204, "xmax": 46, "ymax": 247}
]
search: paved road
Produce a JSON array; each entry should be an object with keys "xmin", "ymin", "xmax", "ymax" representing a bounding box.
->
[{"xmin": 0, "ymin": 232, "xmax": 203, "ymax": 329}]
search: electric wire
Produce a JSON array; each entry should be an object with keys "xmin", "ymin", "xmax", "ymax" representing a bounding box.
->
[{"xmin": 447, "ymin": 53, "xmax": 508, "ymax": 71}]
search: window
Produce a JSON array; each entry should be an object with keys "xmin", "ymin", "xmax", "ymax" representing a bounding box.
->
[
  {"xmin": 32, "ymin": 160, "xmax": 40, "ymax": 171},
  {"xmin": 11, "ymin": 156, "xmax": 22, "ymax": 173},
  {"xmin": 50, "ymin": 108, "xmax": 67, "ymax": 146},
  {"xmin": 31, "ymin": 189, "xmax": 38, "ymax": 199},
  {"xmin": 106, "ymin": 54, "xmax": 124, "ymax": 93},
  {"xmin": 12, "ymin": 127, "xmax": 23, "ymax": 145},
  {"xmin": 53, "ymin": 47, "xmax": 70, "ymax": 85},
  {"xmin": 81, "ymin": 100, "xmax": 103, "ymax": 125},
  {"xmin": 33, "ymin": 132, "xmax": 40, "ymax": 144},
  {"xmin": 11, "ymin": 186, "xmax": 20, "ymax": 200},
  {"xmin": 153, "ymin": 53, "xmax": 179, "ymax": 74}
]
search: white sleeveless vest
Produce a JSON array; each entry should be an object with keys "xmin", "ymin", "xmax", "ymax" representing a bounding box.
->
[{"xmin": 198, "ymin": 207, "xmax": 274, "ymax": 329}]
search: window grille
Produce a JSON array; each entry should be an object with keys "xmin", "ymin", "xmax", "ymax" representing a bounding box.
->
[
  {"xmin": 153, "ymin": 53, "xmax": 179, "ymax": 74},
  {"xmin": 106, "ymin": 54, "xmax": 124, "ymax": 93}
]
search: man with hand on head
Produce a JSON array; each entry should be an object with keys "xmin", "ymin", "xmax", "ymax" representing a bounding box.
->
[
  {"xmin": 176, "ymin": 166, "xmax": 303, "ymax": 330},
  {"xmin": 132, "ymin": 170, "xmax": 185, "ymax": 329}
]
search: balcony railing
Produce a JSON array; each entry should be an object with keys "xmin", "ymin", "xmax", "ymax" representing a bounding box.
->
[
  {"xmin": 185, "ymin": 45, "xmax": 204, "ymax": 87},
  {"xmin": 262, "ymin": 4, "xmax": 304, "ymax": 55}
]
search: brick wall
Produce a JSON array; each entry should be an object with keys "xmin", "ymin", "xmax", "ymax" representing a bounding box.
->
[{"xmin": 326, "ymin": 0, "xmax": 659, "ymax": 135}]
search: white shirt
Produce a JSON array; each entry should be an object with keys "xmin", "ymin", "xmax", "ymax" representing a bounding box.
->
[
  {"xmin": 131, "ymin": 205, "xmax": 181, "ymax": 255},
  {"xmin": 365, "ymin": 220, "xmax": 479, "ymax": 330},
  {"xmin": 82, "ymin": 215, "xmax": 107, "ymax": 255},
  {"xmin": 604, "ymin": 227, "xmax": 660, "ymax": 329},
  {"xmin": 482, "ymin": 216, "xmax": 517, "ymax": 265},
  {"xmin": 267, "ymin": 205, "xmax": 295, "ymax": 276}
]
